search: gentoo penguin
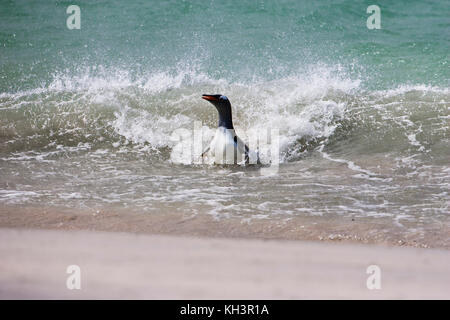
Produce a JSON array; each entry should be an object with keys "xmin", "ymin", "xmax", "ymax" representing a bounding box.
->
[{"xmin": 201, "ymin": 94, "xmax": 259, "ymax": 165}]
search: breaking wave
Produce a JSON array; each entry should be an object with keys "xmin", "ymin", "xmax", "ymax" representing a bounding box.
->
[{"xmin": 0, "ymin": 64, "xmax": 448, "ymax": 166}]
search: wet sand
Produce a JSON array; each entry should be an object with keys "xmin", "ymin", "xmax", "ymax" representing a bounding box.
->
[
  {"xmin": 1, "ymin": 227, "xmax": 449, "ymax": 299},
  {"xmin": 1, "ymin": 205, "xmax": 449, "ymax": 299},
  {"xmin": 0, "ymin": 205, "xmax": 449, "ymax": 248}
]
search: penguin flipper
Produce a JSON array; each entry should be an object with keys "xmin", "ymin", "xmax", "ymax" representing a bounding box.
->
[
  {"xmin": 201, "ymin": 146, "xmax": 210, "ymax": 158},
  {"xmin": 234, "ymin": 135, "xmax": 254, "ymax": 165}
]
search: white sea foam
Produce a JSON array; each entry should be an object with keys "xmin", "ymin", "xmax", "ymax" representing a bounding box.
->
[
  {"xmin": 1, "ymin": 64, "xmax": 449, "ymax": 227},
  {"xmin": 0, "ymin": 190, "xmax": 40, "ymax": 204}
]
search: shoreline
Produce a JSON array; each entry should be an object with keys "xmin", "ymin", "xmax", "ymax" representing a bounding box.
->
[
  {"xmin": 0, "ymin": 205, "xmax": 449, "ymax": 249},
  {"xmin": 1, "ymin": 227, "xmax": 449, "ymax": 299},
  {"xmin": 1, "ymin": 205, "xmax": 449, "ymax": 299}
]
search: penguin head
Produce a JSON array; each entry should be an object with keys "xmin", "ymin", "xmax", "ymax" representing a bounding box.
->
[
  {"xmin": 202, "ymin": 94, "xmax": 231, "ymax": 110},
  {"xmin": 202, "ymin": 94, "xmax": 233, "ymax": 129}
]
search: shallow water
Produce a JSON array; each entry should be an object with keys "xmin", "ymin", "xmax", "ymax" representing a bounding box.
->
[{"xmin": 0, "ymin": 1, "xmax": 449, "ymax": 236}]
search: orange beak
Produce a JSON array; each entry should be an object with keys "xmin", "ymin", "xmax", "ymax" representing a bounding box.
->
[{"xmin": 202, "ymin": 95, "xmax": 218, "ymax": 101}]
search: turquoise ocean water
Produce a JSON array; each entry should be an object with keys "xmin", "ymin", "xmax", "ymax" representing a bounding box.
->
[{"xmin": 0, "ymin": 1, "xmax": 449, "ymax": 234}]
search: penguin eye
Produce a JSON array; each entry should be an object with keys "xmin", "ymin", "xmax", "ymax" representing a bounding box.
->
[{"xmin": 220, "ymin": 95, "xmax": 228, "ymax": 101}]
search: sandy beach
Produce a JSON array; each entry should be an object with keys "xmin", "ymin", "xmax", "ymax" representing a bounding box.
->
[
  {"xmin": 1, "ymin": 227, "xmax": 449, "ymax": 299},
  {"xmin": 1, "ymin": 204, "xmax": 449, "ymax": 299},
  {"xmin": 1, "ymin": 205, "xmax": 449, "ymax": 249}
]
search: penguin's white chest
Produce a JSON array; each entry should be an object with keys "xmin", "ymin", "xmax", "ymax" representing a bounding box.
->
[{"xmin": 208, "ymin": 127, "xmax": 245, "ymax": 164}]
